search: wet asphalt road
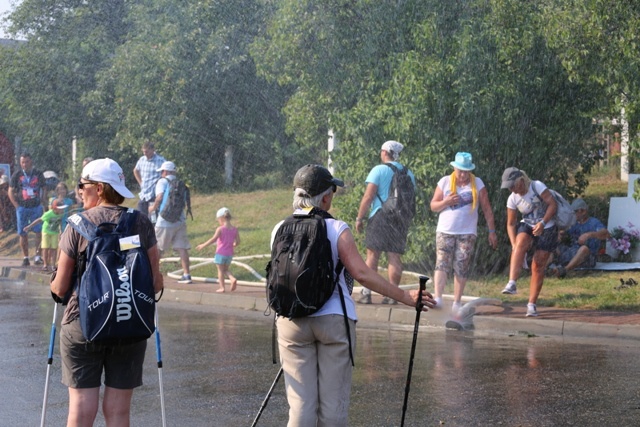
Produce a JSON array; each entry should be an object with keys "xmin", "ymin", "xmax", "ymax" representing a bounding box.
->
[{"xmin": 2, "ymin": 279, "xmax": 640, "ymax": 426}]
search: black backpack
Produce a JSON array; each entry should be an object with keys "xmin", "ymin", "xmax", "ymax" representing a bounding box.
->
[
  {"xmin": 265, "ymin": 207, "xmax": 354, "ymax": 364},
  {"xmin": 67, "ymin": 208, "xmax": 156, "ymax": 343},
  {"xmin": 159, "ymin": 178, "xmax": 193, "ymax": 223},
  {"xmin": 378, "ymin": 163, "xmax": 416, "ymax": 221},
  {"xmin": 266, "ymin": 208, "xmax": 339, "ymax": 318}
]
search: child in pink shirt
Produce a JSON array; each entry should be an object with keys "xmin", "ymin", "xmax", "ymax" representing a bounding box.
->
[{"xmin": 196, "ymin": 207, "xmax": 240, "ymax": 293}]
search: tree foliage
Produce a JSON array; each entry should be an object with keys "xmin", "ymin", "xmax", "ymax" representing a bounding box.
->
[{"xmin": 1, "ymin": 0, "xmax": 639, "ymax": 273}]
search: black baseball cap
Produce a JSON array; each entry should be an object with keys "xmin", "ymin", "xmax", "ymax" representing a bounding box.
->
[{"xmin": 293, "ymin": 164, "xmax": 344, "ymax": 196}]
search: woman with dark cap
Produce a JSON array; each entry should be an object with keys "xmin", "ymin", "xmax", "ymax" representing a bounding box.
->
[
  {"xmin": 273, "ymin": 164, "xmax": 434, "ymax": 426},
  {"xmin": 500, "ymin": 167, "xmax": 557, "ymax": 317},
  {"xmin": 51, "ymin": 158, "xmax": 163, "ymax": 426}
]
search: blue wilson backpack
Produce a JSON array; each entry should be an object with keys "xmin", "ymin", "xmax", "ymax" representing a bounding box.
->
[{"xmin": 67, "ymin": 208, "xmax": 156, "ymax": 343}]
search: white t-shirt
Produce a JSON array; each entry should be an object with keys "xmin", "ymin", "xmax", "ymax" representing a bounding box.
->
[
  {"xmin": 506, "ymin": 180, "xmax": 556, "ymax": 228},
  {"xmin": 436, "ymin": 175, "xmax": 485, "ymax": 235},
  {"xmin": 270, "ymin": 214, "xmax": 357, "ymax": 321}
]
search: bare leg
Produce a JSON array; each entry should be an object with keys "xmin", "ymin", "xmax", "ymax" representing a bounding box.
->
[
  {"xmin": 509, "ymin": 233, "xmax": 532, "ymax": 281},
  {"xmin": 387, "ymin": 252, "xmax": 403, "ymax": 287},
  {"xmin": 225, "ymin": 266, "xmax": 238, "ymax": 291},
  {"xmin": 216, "ymin": 264, "xmax": 226, "ymax": 292},
  {"xmin": 20, "ymin": 234, "xmax": 28, "ymax": 257},
  {"xmin": 529, "ymin": 250, "xmax": 552, "ymax": 304},
  {"xmin": 564, "ymin": 246, "xmax": 590, "ymax": 272},
  {"xmin": 67, "ymin": 387, "xmax": 100, "ymax": 427},
  {"xmin": 102, "ymin": 386, "xmax": 134, "ymax": 427},
  {"xmin": 362, "ymin": 249, "xmax": 381, "ymax": 295},
  {"xmin": 175, "ymin": 248, "xmax": 190, "ymax": 276},
  {"xmin": 453, "ymin": 275, "xmax": 467, "ymax": 304},
  {"xmin": 433, "ymin": 269, "xmax": 447, "ymax": 300},
  {"xmin": 34, "ymin": 232, "xmax": 42, "ymax": 257}
]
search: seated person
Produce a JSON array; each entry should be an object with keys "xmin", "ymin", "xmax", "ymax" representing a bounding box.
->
[{"xmin": 549, "ymin": 198, "xmax": 609, "ymax": 277}]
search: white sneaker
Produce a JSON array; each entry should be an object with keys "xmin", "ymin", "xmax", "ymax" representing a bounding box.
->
[
  {"xmin": 177, "ymin": 274, "xmax": 192, "ymax": 284},
  {"xmin": 33, "ymin": 255, "xmax": 44, "ymax": 265},
  {"xmin": 434, "ymin": 297, "xmax": 443, "ymax": 308},
  {"xmin": 502, "ymin": 282, "xmax": 517, "ymax": 295},
  {"xmin": 526, "ymin": 303, "xmax": 538, "ymax": 317},
  {"xmin": 452, "ymin": 302, "xmax": 462, "ymax": 318}
]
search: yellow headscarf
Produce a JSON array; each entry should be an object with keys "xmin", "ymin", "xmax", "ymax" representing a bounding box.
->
[{"xmin": 449, "ymin": 171, "xmax": 477, "ymax": 210}]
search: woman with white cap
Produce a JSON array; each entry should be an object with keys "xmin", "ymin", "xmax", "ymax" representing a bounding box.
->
[
  {"xmin": 51, "ymin": 158, "xmax": 163, "ymax": 426},
  {"xmin": 430, "ymin": 152, "xmax": 497, "ymax": 316}
]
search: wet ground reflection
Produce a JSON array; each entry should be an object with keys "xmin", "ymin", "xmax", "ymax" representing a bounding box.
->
[{"xmin": 3, "ymin": 287, "xmax": 640, "ymax": 426}]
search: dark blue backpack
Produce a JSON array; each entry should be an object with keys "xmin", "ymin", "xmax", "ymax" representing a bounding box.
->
[{"xmin": 67, "ymin": 208, "xmax": 156, "ymax": 343}]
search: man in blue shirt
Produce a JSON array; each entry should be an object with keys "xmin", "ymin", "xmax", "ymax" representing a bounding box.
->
[
  {"xmin": 133, "ymin": 140, "xmax": 165, "ymax": 217},
  {"xmin": 550, "ymin": 198, "xmax": 609, "ymax": 277},
  {"xmin": 355, "ymin": 140, "xmax": 416, "ymax": 304}
]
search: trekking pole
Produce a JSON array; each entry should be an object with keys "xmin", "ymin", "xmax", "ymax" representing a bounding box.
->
[
  {"xmin": 40, "ymin": 302, "xmax": 58, "ymax": 427},
  {"xmin": 400, "ymin": 275, "xmax": 428, "ymax": 427},
  {"xmin": 155, "ymin": 309, "xmax": 167, "ymax": 427},
  {"xmin": 251, "ymin": 367, "xmax": 283, "ymax": 427}
]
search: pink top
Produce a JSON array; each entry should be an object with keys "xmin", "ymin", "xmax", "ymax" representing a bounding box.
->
[{"xmin": 216, "ymin": 226, "xmax": 238, "ymax": 256}]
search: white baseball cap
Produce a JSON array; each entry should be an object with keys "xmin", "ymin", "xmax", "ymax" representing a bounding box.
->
[
  {"xmin": 216, "ymin": 207, "xmax": 230, "ymax": 218},
  {"xmin": 156, "ymin": 161, "xmax": 176, "ymax": 172},
  {"xmin": 82, "ymin": 158, "xmax": 135, "ymax": 199}
]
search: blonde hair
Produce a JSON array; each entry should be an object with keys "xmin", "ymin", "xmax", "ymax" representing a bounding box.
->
[
  {"xmin": 515, "ymin": 170, "xmax": 532, "ymax": 189},
  {"xmin": 292, "ymin": 187, "xmax": 333, "ymax": 210}
]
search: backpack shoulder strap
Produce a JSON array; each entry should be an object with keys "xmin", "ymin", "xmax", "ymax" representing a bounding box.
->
[
  {"xmin": 115, "ymin": 207, "xmax": 138, "ymax": 235},
  {"xmin": 183, "ymin": 181, "xmax": 194, "ymax": 220},
  {"xmin": 377, "ymin": 163, "xmax": 399, "ymax": 204},
  {"xmin": 66, "ymin": 212, "xmax": 98, "ymax": 241},
  {"xmin": 531, "ymin": 181, "xmax": 541, "ymax": 199}
]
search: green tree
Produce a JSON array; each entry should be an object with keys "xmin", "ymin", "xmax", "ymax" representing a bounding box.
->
[
  {"xmin": 0, "ymin": 0, "xmax": 128, "ymax": 177},
  {"xmin": 87, "ymin": 0, "xmax": 296, "ymax": 190},
  {"xmin": 254, "ymin": 0, "xmax": 604, "ymax": 273}
]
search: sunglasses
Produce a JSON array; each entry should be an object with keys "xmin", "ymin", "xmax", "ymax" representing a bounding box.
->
[{"xmin": 78, "ymin": 182, "xmax": 98, "ymax": 190}]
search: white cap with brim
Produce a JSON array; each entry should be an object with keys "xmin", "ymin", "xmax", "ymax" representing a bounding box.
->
[
  {"xmin": 82, "ymin": 158, "xmax": 135, "ymax": 199},
  {"xmin": 156, "ymin": 161, "xmax": 176, "ymax": 172}
]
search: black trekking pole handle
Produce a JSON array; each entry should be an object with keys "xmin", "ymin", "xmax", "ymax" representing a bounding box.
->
[
  {"xmin": 401, "ymin": 275, "xmax": 428, "ymax": 427},
  {"xmin": 416, "ymin": 275, "xmax": 427, "ymax": 311}
]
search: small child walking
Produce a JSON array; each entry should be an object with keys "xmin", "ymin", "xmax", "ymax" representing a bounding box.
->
[
  {"xmin": 23, "ymin": 202, "xmax": 66, "ymax": 271},
  {"xmin": 196, "ymin": 207, "xmax": 240, "ymax": 293}
]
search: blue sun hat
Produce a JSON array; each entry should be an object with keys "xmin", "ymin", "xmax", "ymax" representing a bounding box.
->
[{"xmin": 450, "ymin": 152, "xmax": 475, "ymax": 171}]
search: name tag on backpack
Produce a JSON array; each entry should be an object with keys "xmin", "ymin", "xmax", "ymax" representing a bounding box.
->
[{"xmin": 119, "ymin": 235, "xmax": 141, "ymax": 251}]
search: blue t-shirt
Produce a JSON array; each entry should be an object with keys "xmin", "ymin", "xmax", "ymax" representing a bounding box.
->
[
  {"xmin": 566, "ymin": 217, "xmax": 606, "ymax": 254},
  {"xmin": 365, "ymin": 162, "xmax": 416, "ymax": 218}
]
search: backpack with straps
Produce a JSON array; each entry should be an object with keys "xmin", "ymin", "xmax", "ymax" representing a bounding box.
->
[
  {"xmin": 531, "ymin": 182, "xmax": 576, "ymax": 230},
  {"xmin": 266, "ymin": 207, "xmax": 343, "ymax": 318},
  {"xmin": 265, "ymin": 207, "xmax": 354, "ymax": 365},
  {"xmin": 378, "ymin": 163, "xmax": 416, "ymax": 221},
  {"xmin": 67, "ymin": 208, "xmax": 156, "ymax": 343},
  {"xmin": 159, "ymin": 178, "xmax": 193, "ymax": 223}
]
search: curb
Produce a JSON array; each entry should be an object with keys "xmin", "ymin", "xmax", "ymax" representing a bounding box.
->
[{"xmin": 4, "ymin": 263, "xmax": 640, "ymax": 341}]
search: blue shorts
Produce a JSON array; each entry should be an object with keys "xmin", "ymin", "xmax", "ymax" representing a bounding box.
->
[
  {"xmin": 215, "ymin": 254, "xmax": 233, "ymax": 265},
  {"xmin": 17, "ymin": 205, "xmax": 43, "ymax": 235}
]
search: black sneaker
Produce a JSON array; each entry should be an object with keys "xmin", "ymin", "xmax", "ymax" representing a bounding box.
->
[{"xmin": 21, "ymin": 258, "xmax": 30, "ymax": 267}]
